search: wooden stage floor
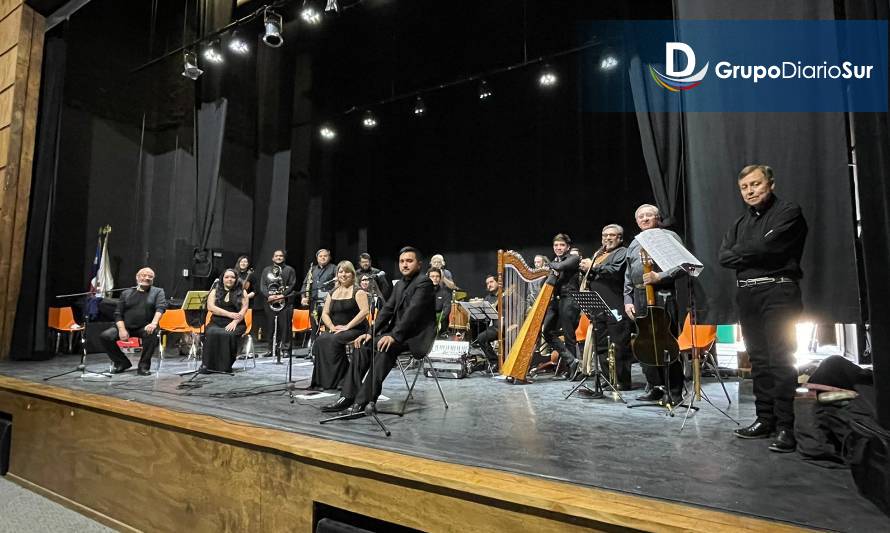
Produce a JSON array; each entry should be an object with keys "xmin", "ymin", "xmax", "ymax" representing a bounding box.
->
[{"xmin": 0, "ymin": 352, "xmax": 885, "ymax": 532}]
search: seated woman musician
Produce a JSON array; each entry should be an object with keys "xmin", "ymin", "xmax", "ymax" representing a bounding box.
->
[
  {"xmin": 310, "ymin": 261, "xmax": 370, "ymax": 390},
  {"xmin": 203, "ymin": 268, "xmax": 249, "ymax": 373}
]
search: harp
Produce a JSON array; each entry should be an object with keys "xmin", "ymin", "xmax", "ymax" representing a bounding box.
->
[{"xmin": 497, "ymin": 250, "xmax": 552, "ymax": 381}]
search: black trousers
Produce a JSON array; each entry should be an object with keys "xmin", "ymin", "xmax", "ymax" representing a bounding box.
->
[
  {"xmin": 308, "ymin": 298, "xmax": 324, "ymax": 343},
  {"xmin": 265, "ymin": 303, "xmax": 293, "ymax": 351},
  {"xmin": 594, "ymin": 314, "xmax": 634, "ymax": 387},
  {"xmin": 642, "ymin": 360, "xmax": 685, "ymax": 396},
  {"xmin": 542, "ymin": 294, "xmax": 580, "ymax": 366},
  {"xmin": 99, "ymin": 326, "xmax": 159, "ymax": 371},
  {"xmin": 340, "ymin": 335, "xmax": 406, "ymax": 405},
  {"xmin": 737, "ymin": 282, "xmax": 802, "ymax": 431},
  {"xmin": 476, "ymin": 325, "xmax": 499, "ymax": 364}
]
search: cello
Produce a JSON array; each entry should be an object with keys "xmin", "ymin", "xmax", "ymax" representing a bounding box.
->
[{"xmin": 630, "ymin": 249, "xmax": 679, "ymax": 367}]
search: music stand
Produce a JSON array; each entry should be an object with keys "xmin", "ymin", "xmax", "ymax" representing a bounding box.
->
[
  {"xmin": 460, "ymin": 300, "xmax": 498, "ymax": 374},
  {"xmin": 564, "ymin": 291, "xmax": 625, "ymax": 403},
  {"xmin": 176, "ymin": 290, "xmax": 209, "ymax": 376}
]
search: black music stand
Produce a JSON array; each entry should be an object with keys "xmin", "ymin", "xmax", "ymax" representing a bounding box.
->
[
  {"xmin": 460, "ymin": 300, "xmax": 499, "ymax": 374},
  {"xmin": 564, "ymin": 291, "xmax": 625, "ymax": 403}
]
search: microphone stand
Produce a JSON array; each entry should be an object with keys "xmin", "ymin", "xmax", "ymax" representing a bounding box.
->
[
  {"xmin": 320, "ymin": 278, "xmax": 391, "ymax": 436},
  {"xmin": 45, "ymin": 286, "xmax": 138, "ymax": 381}
]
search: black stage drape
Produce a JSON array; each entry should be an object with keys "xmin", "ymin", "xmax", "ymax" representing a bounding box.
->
[
  {"xmin": 10, "ymin": 35, "xmax": 67, "ymax": 356},
  {"xmin": 674, "ymin": 0, "xmax": 861, "ymax": 325},
  {"xmin": 629, "ymin": 56, "xmax": 684, "ymax": 229},
  {"xmin": 844, "ymin": 0, "xmax": 890, "ymax": 430}
]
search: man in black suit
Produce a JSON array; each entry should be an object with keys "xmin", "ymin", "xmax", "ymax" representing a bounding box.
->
[
  {"xmin": 99, "ymin": 267, "xmax": 166, "ymax": 375},
  {"xmin": 322, "ymin": 246, "xmax": 436, "ymax": 413}
]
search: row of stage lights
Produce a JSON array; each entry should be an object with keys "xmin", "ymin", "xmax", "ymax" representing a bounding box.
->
[
  {"xmin": 178, "ymin": 1, "xmax": 620, "ymax": 142},
  {"xmin": 315, "ymin": 56, "xmax": 622, "ymax": 142},
  {"xmin": 182, "ymin": 0, "xmax": 346, "ymax": 79}
]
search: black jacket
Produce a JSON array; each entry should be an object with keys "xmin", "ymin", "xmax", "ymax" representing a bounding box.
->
[
  {"xmin": 114, "ymin": 286, "xmax": 167, "ymax": 327},
  {"xmin": 433, "ymin": 284, "xmax": 452, "ymax": 332},
  {"xmin": 375, "ymin": 273, "xmax": 436, "ymax": 356},
  {"xmin": 546, "ymin": 253, "xmax": 580, "ymax": 295}
]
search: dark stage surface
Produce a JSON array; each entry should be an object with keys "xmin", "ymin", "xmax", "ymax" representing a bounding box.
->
[{"xmin": 0, "ymin": 352, "xmax": 885, "ymax": 532}]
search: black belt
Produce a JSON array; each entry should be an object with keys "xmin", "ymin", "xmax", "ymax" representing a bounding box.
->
[{"xmin": 736, "ymin": 276, "xmax": 795, "ymax": 288}]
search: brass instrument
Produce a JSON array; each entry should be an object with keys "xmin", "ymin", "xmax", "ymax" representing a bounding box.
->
[
  {"xmin": 267, "ymin": 265, "xmax": 286, "ymax": 312},
  {"xmin": 608, "ymin": 338, "xmax": 618, "ymax": 396}
]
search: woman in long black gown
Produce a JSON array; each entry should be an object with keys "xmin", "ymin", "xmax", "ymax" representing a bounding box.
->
[
  {"xmin": 203, "ymin": 269, "xmax": 248, "ymax": 372},
  {"xmin": 310, "ymin": 261, "xmax": 369, "ymax": 389}
]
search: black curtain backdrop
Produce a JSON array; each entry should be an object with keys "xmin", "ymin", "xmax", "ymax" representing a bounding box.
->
[
  {"xmin": 629, "ymin": 56, "xmax": 684, "ymax": 229},
  {"xmin": 674, "ymin": 0, "xmax": 861, "ymax": 325},
  {"xmin": 844, "ymin": 0, "xmax": 890, "ymax": 430}
]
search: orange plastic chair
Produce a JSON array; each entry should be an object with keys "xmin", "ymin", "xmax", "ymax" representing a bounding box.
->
[
  {"xmin": 575, "ymin": 314, "xmax": 591, "ymax": 342},
  {"xmin": 677, "ymin": 314, "xmax": 717, "ymax": 352},
  {"xmin": 47, "ymin": 306, "xmax": 83, "ymax": 353},
  {"xmin": 292, "ymin": 309, "xmax": 311, "ymax": 347}
]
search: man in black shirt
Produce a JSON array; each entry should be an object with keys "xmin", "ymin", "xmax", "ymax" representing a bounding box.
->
[
  {"xmin": 474, "ymin": 274, "xmax": 500, "ymax": 367},
  {"xmin": 99, "ymin": 267, "xmax": 166, "ymax": 375},
  {"xmin": 356, "ymin": 252, "xmax": 392, "ymax": 300},
  {"xmin": 719, "ymin": 164, "xmax": 807, "ymax": 453},
  {"xmin": 543, "ymin": 233, "xmax": 581, "ymax": 378},
  {"xmin": 428, "ymin": 267, "xmax": 452, "ymax": 336},
  {"xmin": 260, "ymin": 249, "xmax": 298, "ymax": 355},
  {"xmin": 580, "ymin": 224, "xmax": 634, "ymax": 389},
  {"xmin": 300, "ymin": 248, "xmax": 335, "ymax": 345}
]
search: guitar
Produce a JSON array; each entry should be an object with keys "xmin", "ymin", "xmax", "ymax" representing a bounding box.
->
[{"xmin": 630, "ymin": 249, "xmax": 679, "ymax": 367}]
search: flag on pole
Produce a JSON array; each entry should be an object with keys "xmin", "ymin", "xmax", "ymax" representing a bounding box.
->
[
  {"xmin": 96, "ymin": 227, "xmax": 114, "ymax": 297},
  {"xmin": 88, "ymin": 225, "xmax": 114, "ymax": 297}
]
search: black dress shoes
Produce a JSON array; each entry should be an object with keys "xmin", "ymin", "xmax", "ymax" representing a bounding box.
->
[
  {"xmin": 769, "ymin": 429, "xmax": 797, "ymax": 453},
  {"xmin": 636, "ymin": 389, "xmax": 664, "ymax": 402},
  {"xmin": 110, "ymin": 362, "xmax": 132, "ymax": 374},
  {"xmin": 617, "ymin": 383, "xmax": 634, "ymax": 391},
  {"xmin": 136, "ymin": 368, "xmax": 151, "ymax": 376},
  {"xmin": 734, "ymin": 420, "xmax": 774, "ymax": 439},
  {"xmin": 321, "ymin": 397, "xmax": 354, "ymax": 413}
]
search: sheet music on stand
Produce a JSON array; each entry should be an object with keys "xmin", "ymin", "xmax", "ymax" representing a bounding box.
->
[
  {"xmin": 182, "ymin": 290, "xmax": 209, "ymax": 310},
  {"xmin": 569, "ymin": 291, "xmax": 612, "ymax": 321},
  {"xmin": 637, "ymin": 228, "xmax": 704, "ymax": 276},
  {"xmin": 459, "ymin": 300, "xmax": 498, "ymax": 322}
]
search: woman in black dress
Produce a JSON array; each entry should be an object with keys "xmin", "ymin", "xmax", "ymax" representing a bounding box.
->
[
  {"xmin": 310, "ymin": 261, "xmax": 369, "ymax": 389},
  {"xmin": 203, "ymin": 269, "xmax": 249, "ymax": 372}
]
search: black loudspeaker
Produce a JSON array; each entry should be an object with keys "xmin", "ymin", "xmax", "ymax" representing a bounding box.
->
[{"xmin": 0, "ymin": 414, "xmax": 11, "ymax": 476}]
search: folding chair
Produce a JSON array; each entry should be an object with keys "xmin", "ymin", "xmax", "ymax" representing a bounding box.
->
[
  {"xmin": 47, "ymin": 306, "xmax": 83, "ymax": 354},
  {"xmin": 678, "ymin": 314, "xmax": 731, "ymax": 404},
  {"xmin": 392, "ymin": 350, "xmax": 449, "ymax": 416},
  {"xmin": 234, "ymin": 310, "xmax": 256, "ymax": 370}
]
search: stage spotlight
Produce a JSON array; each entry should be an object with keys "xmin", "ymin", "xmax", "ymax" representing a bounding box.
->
[
  {"xmin": 362, "ymin": 110, "xmax": 378, "ymax": 129},
  {"xmin": 325, "ymin": 0, "xmax": 340, "ymax": 14},
  {"xmin": 538, "ymin": 64, "xmax": 557, "ymax": 87},
  {"xmin": 600, "ymin": 55, "xmax": 619, "ymax": 71},
  {"xmin": 181, "ymin": 51, "xmax": 203, "ymax": 80},
  {"xmin": 319, "ymin": 124, "xmax": 337, "ymax": 140},
  {"xmin": 413, "ymin": 96, "xmax": 426, "ymax": 116},
  {"xmin": 478, "ymin": 79, "xmax": 492, "ymax": 100},
  {"xmin": 263, "ymin": 8, "xmax": 284, "ymax": 47},
  {"xmin": 203, "ymin": 39, "xmax": 224, "ymax": 64},
  {"xmin": 228, "ymin": 30, "xmax": 249, "ymax": 55},
  {"xmin": 300, "ymin": 0, "xmax": 321, "ymax": 25}
]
